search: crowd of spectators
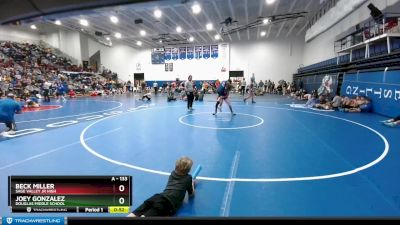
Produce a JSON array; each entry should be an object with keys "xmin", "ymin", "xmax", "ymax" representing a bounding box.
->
[
  {"xmin": 290, "ymin": 88, "xmax": 373, "ymax": 113},
  {"xmin": 0, "ymin": 41, "xmax": 122, "ymax": 101}
]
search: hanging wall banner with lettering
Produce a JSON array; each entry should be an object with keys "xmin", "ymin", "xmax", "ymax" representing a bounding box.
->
[
  {"xmin": 202, "ymin": 45, "xmax": 210, "ymax": 59},
  {"xmin": 179, "ymin": 47, "xmax": 187, "ymax": 60},
  {"xmin": 165, "ymin": 48, "xmax": 171, "ymax": 61},
  {"xmin": 187, "ymin": 46, "xmax": 194, "ymax": 60},
  {"xmin": 211, "ymin": 45, "xmax": 219, "ymax": 59},
  {"xmin": 195, "ymin": 46, "xmax": 202, "ymax": 59},
  {"xmin": 171, "ymin": 48, "xmax": 179, "ymax": 60}
]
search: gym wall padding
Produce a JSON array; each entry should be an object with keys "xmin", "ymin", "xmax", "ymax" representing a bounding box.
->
[{"xmin": 341, "ymin": 70, "xmax": 400, "ymax": 117}]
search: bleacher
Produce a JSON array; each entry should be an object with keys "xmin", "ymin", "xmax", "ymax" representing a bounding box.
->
[
  {"xmin": 0, "ymin": 41, "xmax": 122, "ymax": 98},
  {"xmin": 298, "ymin": 38, "xmax": 400, "ymax": 75},
  {"xmin": 298, "ymin": 58, "xmax": 338, "ymax": 74},
  {"xmin": 295, "ymin": 40, "xmax": 400, "ymax": 118}
]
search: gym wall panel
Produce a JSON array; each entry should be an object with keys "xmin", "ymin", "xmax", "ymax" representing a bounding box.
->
[
  {"xmin": 343, "ymin": 73, "xmax": 358, "ymax": 82},
  {"xmin": 385, "ymin": 70, "xmax": 400, "ymax": 84},
  {"xmin": 357, "ymin": 71, "xmax": 385, "ymax": 83}
]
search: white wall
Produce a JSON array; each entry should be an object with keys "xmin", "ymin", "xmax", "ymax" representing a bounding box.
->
[
  {"xmin": 127, "ymin": 39, "xmax": 303, "ymax": 83},
  {"xmin": 80, "ymin": 34, "xmax": 89, "ymax": 61},
  {"xmin": 303, "ymin": 0, "xmax": 400, "ymax": 66},
  {"xmin": 0, "ymin": 25, "xmax": 40, "ymax": 43},
  {"xmin": 130, "ymin": 43, "xmax": 230, "ymax": 82},
  {"xmin": 86, "ymin": 38, "xmax": 303, "ymax": 83},
  {"xmin": 88, "ymin": 38, "xmax": 138, "ymax": 80},
  {"xmin": 305, "ymin": 0, "xmax": 368, "ymax": 42},
  {"xmin": 230, "ymin": 38, "xmax": 304, "ymax": 83},
  {"xmin": 41, "ymin": 31, "xmax": 60, "ymax": 49},
  {"xmin": 41, "ymin": 29, "xmax": 83, "ymax": 64},
  {"xmin": 59, "ymin": 30, "xmax": 82, "ymax": 63}
]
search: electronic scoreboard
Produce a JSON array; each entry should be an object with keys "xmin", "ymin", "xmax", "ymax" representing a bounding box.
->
[{"xmin": 8, "ymin": 176, "xmax": 131, "ymax": 214}]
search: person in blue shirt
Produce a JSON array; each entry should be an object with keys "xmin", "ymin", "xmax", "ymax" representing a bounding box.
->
[
  {"xmin": 213, "ymin": 80, "xmax": 236, "ymax": 116},
  {"xmin": 56, "ymin": 84, "xmax": 66, "ymax": 102},
  {"xmin": 0, "ymin": 93, "xmax": 22, "ymax": 135},
  {"xmin": 25, "ymin": 95, "xmax": 40, "ymax": 108}
]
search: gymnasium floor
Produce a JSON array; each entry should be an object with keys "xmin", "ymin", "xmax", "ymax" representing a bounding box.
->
[{"xmin": 1, "ymin": 93, "xmax": 400, "ymax": 218}]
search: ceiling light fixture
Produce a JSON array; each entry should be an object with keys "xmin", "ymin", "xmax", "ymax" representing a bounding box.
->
[
  {"xmin": 176, "ymin": 26, "xmax": 182, "ymax": 33},
  {"xmin": 215, "ymin": 34, "xmax": 221, "ymax": 40},
  {"xmin": 115, "ymin": 32, "xmax": 122, "ymax": 39},
  {"xmin": 263, "ymin": 18, "xmax": 271, "ymax": 24},
  {"xmin": 154, "ymin": 9, "xmax": 162, "ymax": 18},
  {"xmin": 192, "ymin": 4, "xmax": 202, "ymax": 14},
  {"xmin": 189, "ymin": 37, "xmax": 194, "ymax": 42},
  {"xmin": 140, "ymin": 30, "xmax": 146, "ymax": 36},
  {"xmin": 137, "ymin": 41, "xmax": 142, "ymax": 46},
  {"xmin": 30, "ymin": 24, "xmax": 37, "ymax": 30},
  {"xmin": 106, "ymin": 37, "xmax": 110, "ymax": 41},
  {"xmin": 79, "ymin": 19, "xmax": 89, "ymax": 26},
  {"xmin": 260, "ymin": 31, "xmax": 266, "ymax": 37},
  {"xmin": 266, "ymin": 0, "xmax": 276, "ymax": 4},
  {"xmin": 206, "ymin": 23, "xmax": 213, "ymax": 31},
  {"xmin": 110, "ymin": 16, "xmax": 119, "ymax": 24},
  {"xmin": 55, "ymin": 20, "xmax": 62, "ymax": 25}
]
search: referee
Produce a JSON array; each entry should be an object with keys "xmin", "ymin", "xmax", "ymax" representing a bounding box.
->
[{"xmin": 185, "ymin": 75, "xmax": 195, "ymax": 111}]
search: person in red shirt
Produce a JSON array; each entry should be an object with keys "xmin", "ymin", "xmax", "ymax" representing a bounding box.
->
[{"xmin": 68, "ymin": 89, "xmax": 76, "ymax": 98}]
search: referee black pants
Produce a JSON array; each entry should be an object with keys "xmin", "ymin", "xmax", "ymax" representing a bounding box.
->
[{"xmin": 187, "ymin": 92, "xmax": 194, "ymax": 109}]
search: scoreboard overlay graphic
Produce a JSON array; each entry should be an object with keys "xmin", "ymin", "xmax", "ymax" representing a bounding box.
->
[{"xmin": 8, "ymin": 176, "xmax": 131, "ymax": 214}]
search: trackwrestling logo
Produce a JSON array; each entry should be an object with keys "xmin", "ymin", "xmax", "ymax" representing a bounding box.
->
[{"xmin": 2, "ymin": 217, "xmax": 64, "ymax": 225}]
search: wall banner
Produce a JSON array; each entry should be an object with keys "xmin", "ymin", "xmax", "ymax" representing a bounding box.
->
[
  {"xmin": 195, "ymin": 46, "xmax": 202, "ymax": 59},
  {"xmin": 211, "ymin": 45, "xmax": 218, "ymax": 59},
  {"xmin": 203, "ymin": 45, "xmax": 210, "ymax": 59},
  {"xmin": 179, "ymin": 47, "xmax": 187, "ymax": 60},
  {"xmin": 187, "ymin": 46, "xmax": 194, "ymax": 60},
  {"xmin": 165, "ymin": 48, "xmax": 171, "ymax": 61},
  {"xmin": 171, "ymin": 48, "xmax": 179, "ymax": 60}
]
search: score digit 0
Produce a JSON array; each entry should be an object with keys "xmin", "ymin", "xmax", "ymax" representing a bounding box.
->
[
  {"xmin": 118, "ymin": 185, "xmax": 125, "ymax": 192},
  {"xmin": 119, "ymin": 197, "xmax": 125, "ymax": 205}
]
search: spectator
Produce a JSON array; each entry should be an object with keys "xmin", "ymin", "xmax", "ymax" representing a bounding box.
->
[
  {"xmin": 153, "ymin": 81, "xmax": 159, "ymax": 95},
  {"xmin": 340, "ymin": 96, "xmax": 372, "ymax": 113},
  {"xmin": 0, "ymin": 93, "xmax": 22, "ymax": 135},
  {"xmin": 68, "ymin": 89, "xmax": 76, "ymax": 98},
  {"xmin": 258, "ymin": 80, "xmax": 264, "ymax": 93},
  {"xmin": 127, "ymin": 157, "xmax": 195, "ymax": 217},
  {"xmin": 241, "ymin": 78, "xmax": 246, "ymax": 95},
  {"xmin": 381, "ymin": 116, "xmax": 400, "ymax": 127},
  {"xmin": 304, "ymin": 91, "xmax": 319, "ymax": 108},
  {"xmin": 331, "ymin": 94, "xmax": 343, "ymax": 109},
  {"xmin": 24, "ymin": 94, "xmax": 40, "ymax": 108}
]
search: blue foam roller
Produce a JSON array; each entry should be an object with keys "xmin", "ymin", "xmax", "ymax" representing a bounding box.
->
[{"xmin": 192, "ymin": 165, "xmax": 202, "ymax": 179}]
